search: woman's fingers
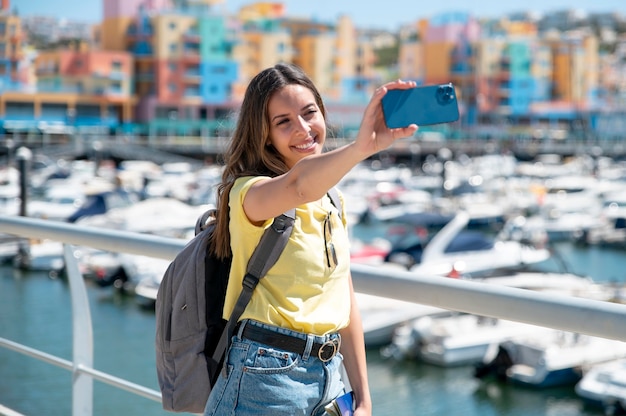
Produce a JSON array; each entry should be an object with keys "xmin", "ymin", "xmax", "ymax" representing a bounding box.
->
[
  {"xmin": 384, "ymin": 79, "xmax": 417, "ymax": 91},
  {"xmin": 355, "ymin": 79, "xmax": 419, "ymax": 152},
  {"xmin": 392, "ymin": 124, "xmax": 419, "ymax": 139},
  {"xmin": 371, "ymin": 80, "xmax": 416, "ymax": 104}
]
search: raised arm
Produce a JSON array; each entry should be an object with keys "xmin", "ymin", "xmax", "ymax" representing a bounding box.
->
[{"xmin": 244, "ymin": 79, "xmax": 418, "ymax": 223}]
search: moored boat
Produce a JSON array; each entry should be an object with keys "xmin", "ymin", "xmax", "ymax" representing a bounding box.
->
[
  {"xmin": 575, "ymin": 358, "xmax": 626, "ymax": 414},
  {"xmin": 475, "ymin": 330, "xmax": 626, "ymax": 388}
]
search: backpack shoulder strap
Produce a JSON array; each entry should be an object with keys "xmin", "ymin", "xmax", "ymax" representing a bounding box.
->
[
  {"xmin": 211, "ymin": 208, "xmax": 296, "ymax": 365},
  {"xmin": 245, "ymin": 208, "xmax": 296, "ymax": 279},
  {"xmin": 195, "ymin": 208, "xmax": 217, "ymax": 235}
]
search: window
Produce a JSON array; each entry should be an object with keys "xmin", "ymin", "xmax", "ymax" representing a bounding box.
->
[
  {"xmin": 156, "ymin": 107, "xmax": 177, "ymax": 118},
  {"xmin": 211, "ymin": 66, "xmax": 227, "ymax": 75},
  {"xmin": 185, "ymin": 87, "xmax": 200, "ymax": 96}
]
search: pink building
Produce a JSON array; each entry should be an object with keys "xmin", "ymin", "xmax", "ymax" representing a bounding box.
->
[
  {"xmin": 104, "ymin": 0, "xmax": 173, "ymax": 19},
  {"xmin": 425, "ymin": 12, "xmax": 481, "ymax": 43}
]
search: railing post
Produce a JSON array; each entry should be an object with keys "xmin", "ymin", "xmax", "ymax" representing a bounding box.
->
[
  {"xmin": 63, "ymin": 244, "xmax": 94, "ymax": 416},
  {"xmin": 15, "ymin": 147, "xmax": 31, "ymax": 270}
]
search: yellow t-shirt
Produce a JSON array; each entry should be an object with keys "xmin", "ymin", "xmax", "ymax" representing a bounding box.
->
[{"xmin": 222, "ymin": 176, "xmax": 351, "ymax": 335}]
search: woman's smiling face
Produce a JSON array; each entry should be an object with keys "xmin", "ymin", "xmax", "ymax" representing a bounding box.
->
[{"xmin": 267, "ymin": 84, "xmax": 326, "ymax": 169}]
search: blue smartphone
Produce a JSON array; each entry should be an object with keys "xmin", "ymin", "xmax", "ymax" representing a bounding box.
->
[
  {"xmin": 335, "ymin": 391, "xmax": 354, "ymax": 415},
  {"xmin": 381, "ymin": 83, "xmax": 460, "ymax": 128}
]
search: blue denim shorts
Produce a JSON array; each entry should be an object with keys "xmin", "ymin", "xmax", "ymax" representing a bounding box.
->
[{"xmin": 204, "ymin": 320, "xmax": 346, "ymax": 416}]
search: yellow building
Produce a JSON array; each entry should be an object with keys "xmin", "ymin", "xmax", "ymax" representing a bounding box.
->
[
  {"xmin": 234, "ymin": 26, "xmax": 293, "ymax": 83},
  {"xmin": 398, "ymin": 22, "xmax": 425, "ymax": 82},
  {"xmin": 549, "ymin": 31, "xmax": 599, "ymax": 106}
]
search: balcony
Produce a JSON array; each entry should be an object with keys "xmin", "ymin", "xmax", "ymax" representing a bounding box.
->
[{"xmin": 183, "ymin": 29, "xmax": 201, "ymax": 43}]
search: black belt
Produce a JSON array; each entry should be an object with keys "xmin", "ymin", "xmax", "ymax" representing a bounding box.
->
[{"xmin": 241, "ymin": 324, "xmax": 341, "ymax": 362}]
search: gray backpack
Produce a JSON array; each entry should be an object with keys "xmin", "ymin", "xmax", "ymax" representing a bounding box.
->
[{"xmin": 155, "ymin": 189, "xmax": 341, "ymax": 413}]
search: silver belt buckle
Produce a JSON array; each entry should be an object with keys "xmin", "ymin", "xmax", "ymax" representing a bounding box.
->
[{"xmin": 318, "ymin": 336, "xmax": 340, "ymax": 362}]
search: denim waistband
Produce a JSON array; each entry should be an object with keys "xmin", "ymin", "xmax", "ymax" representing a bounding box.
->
[{"xmin": 236, "ymin": 319, "xmax": 341, "ymax": 361}]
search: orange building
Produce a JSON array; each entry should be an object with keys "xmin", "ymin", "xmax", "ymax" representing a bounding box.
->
[{"xmin": 1, "ymin": 47, "xmax": 135, "ymax": 132}]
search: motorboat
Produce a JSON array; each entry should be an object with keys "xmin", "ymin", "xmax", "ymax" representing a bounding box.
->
[
  {"xmin": 384, "ymin": 211, "xmax": 551, "ymax": 276},
  {"xmin": 575, "ymin": 358, "xmax": 626, "ymax": 414},
  {"xmin": 0, "ymin": 235, "xmax": 22, "ymax": 265},
  {"xmin": 475, "ymin": 329, "xmax": 626, "ymax": 388},
  {"xmin": 12, "ymin": 239, "xmax": 66, "ymax": 277},
  {"xmin": 384, "ymin": 313, "xmax": 552, "ymax": 366},
  {"xmin": 68, "ymin": 188, "xmax": 139, "ymax": 223},
  {"xmin": 141, "ymin": 162, "xmax": 197, "ymax": 202},
  {"xmin": 509, "ymin": 175, "xmax": 605, "ymax": 242},
  {"xmin": 0, "ymin": 167, "xmax": 20, "ymax": 216},
  {"xmin": 13, "ymin": 240, "xmax": 108, "ymax": 279},
  {"xmin": 383, "ymin": 269, "xmax": 611, "ymax": 366},
  {"xmin": 76, "ymin": 197, "xmax": 210, "ymax": 236},
  {"xmin": 28, "ymin": 183, "xmax": 86, "ymax": 221},
  {"xmin": 125, "ymin": 254, "xmax": 172, "ymax": 305},
  {"xmin": 579, "ymin": 192, "xmax": 626, "ymax": 247}
]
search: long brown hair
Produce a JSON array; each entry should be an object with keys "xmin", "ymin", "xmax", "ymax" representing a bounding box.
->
[{"xmin": 211, "ymin": 63, "xmax": 327, "ymax": 259}]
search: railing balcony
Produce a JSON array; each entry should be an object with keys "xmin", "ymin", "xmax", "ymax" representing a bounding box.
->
[{"xmin": 1, "ymin": 215, "xmax": 626, "ymax": 415}]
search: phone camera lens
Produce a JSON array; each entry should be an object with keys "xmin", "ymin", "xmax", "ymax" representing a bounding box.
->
[{"xmin": 437, "ymin": 85, "xmax": 454, "ymax": 103}]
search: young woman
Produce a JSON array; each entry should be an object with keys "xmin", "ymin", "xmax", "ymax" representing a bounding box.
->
[{"xmin": 205, "ymin": 63, "xmax": 418, "ymax": 416}]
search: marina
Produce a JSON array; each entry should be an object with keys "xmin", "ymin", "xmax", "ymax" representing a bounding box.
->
[
  {"xmin": 2, "ymin": 237, "xmax": 626, "ymax": 415},
  {"xmin": 3, "ymin": 1, "xmax": 626, "ymax": 413},
  {"xmin": 3, "ymin": 150, "xmax": 626, "ymax": 415}
]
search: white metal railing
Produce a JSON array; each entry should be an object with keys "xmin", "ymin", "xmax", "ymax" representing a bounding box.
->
[{"xmin": 2, "ymin": 215, "xmax": 626, "ymax": 415}]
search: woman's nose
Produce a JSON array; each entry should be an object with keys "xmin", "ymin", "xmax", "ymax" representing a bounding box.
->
[{"xmin": 294, "ymin": 115, "xmax": 309, "ymax": 135}]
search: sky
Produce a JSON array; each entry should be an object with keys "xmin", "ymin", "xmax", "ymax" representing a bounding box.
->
[{"xmin": 13, "ymin": 0, "xmax": 626, "ymax": 30}]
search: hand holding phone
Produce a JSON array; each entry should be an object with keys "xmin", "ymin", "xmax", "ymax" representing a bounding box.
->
[{"xmin": 382, "ymin": 83, "xmax": 460, "ymax": 128}]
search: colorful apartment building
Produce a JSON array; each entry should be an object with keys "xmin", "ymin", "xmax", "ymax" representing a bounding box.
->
[
  {"xmin": 33, "ymin": 47, "xmax": 135, "ymax": 125},
  {"xmin": 0, "ymin": 0, "xmax": 23, "ymax": 91},
  {"xmin": 397, "ymin": 11, "xmax": 607, "ymax": 135},
  {"xmin": 234, "ymin": 10, "xmax": 294, "ymax": 93},
  {"xmin": 337, "ymin": 16, "xmax": 377, "ymax": 104},
  {"xmin": 398, "ymin": 21, "xmax": 426, "ymax": 83},
  {"xmin": 0, "ymin": 0, "xmax": 137, "ymax": 135},
  {"xmin": 101, "ymin": 0, "xmax": 239, "ymax": 136},
  {"xmin": 1, "ymin": 46, "xmax": 135, "ymax": 133},
  {"xmin": 2, "ymin": 0, "xmax": 375, "ymax": 138},
  {"xmin": 1, "ymin": 1, "xmax": 623, "ymax": 141},
  {"xmin": 422, "ymin": 12, "xmax": 481, "ymax": 85},
  {"xmin": 397, "ymin": 13, "xmax": 481, "ymax": 128}
]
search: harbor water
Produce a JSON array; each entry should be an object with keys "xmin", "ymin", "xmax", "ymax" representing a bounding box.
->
[{"xmin": 1, "ymin": 239, "xmax": 624, "ymax": 416}]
